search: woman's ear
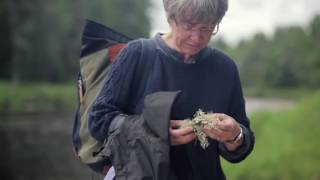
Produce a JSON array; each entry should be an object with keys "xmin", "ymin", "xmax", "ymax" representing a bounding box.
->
[
  {"xmin": 166, "ymin": 14, "xmax": 174, "ymax": 24},
  {"xmin": 167, "ymin": 16, "xmax": 175, "ymax": 28},
  {"xmin": 166, "ymin": 16, "xmax": 171, "ymax": 25}
]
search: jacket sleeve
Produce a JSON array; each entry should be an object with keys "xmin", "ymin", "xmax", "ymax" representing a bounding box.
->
[
  {"xmin": 218, "ymin": 62, "xmax": 255, "ymax": 163},
  {"xmin": 88, "ymin": 41, "xmax": 142, "ymax": 143}
]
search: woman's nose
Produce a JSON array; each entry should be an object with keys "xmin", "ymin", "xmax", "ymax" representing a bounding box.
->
[{"xmin": 189, "ymin": 30, "xmax": 203, "ymax": 43}]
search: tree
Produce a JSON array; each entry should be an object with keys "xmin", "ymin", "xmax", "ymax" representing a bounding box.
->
[
  {"xmin": 305, "ymin": 14, "xmax": 320, "ymax": 88},
  {"xmin": 0, "ymin": 0, "xmax": 12, "ymax": 80},
  {"xmin": 82, "ymin": 0, "xmax": 151, "ymax": 38},
  {"xmin": 3, "ymin": 0, "xmax": 152, "ymax": 82}
]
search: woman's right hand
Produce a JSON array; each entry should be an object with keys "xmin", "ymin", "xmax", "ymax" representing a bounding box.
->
[{"xmin": 169, "ymin": 120, "xmax": 196, "ymax": 145}]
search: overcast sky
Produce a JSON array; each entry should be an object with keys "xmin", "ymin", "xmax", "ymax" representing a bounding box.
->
[{"xmin": 149, "ymin": 0, "xmax": 320, "ymax": 44}]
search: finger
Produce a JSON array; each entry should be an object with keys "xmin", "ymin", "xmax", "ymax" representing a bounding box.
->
[
  {"xmin": 217, "ymin": 121, "xmax": 231, "ymax": 131},
  {"xmin": 171, "ymin": 133, "xmax": 197, "ymax": 145},
  {"xmin": 203, "ymin": 127, "xmax": 222, "ymax": 140},
  {"xmin": 204, "ymin": 128, "xmax": 232, "ymax": 142},
  {"xmin": 170, "ymin": 126, "xmax": 194, "ymax": 137},
  {"xmin": 203, "ymin": 126, "xmax": 223, "ymax": 134},
  {"xmin": 217, "ymin": 119, "xmax": 238, "ymax": 132},
  {"xmin": 170, "ymin": 120, "xmax": 184, "ymax": 128},
  {"xmin": 181, "ymin": 133, "xmax": 197, "ymax": 143},
  {"xmin": 214, "ymin": 113, "xmax": 229, "ymax": 121}
]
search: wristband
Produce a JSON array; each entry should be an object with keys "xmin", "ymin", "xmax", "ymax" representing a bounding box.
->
[{"xmin": 225, "ymin": 126, "xmax": 243, "ymax": 144}]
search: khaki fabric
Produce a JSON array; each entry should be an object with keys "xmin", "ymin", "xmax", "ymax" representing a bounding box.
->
[{"xmin": 78, "ymin": 49, "xmax": 112, "ymax": 163}]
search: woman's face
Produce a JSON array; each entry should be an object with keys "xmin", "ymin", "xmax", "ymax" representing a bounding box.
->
[{"xmin": 168, "ymin": 11, "xmax": 216, "ymax": 58}]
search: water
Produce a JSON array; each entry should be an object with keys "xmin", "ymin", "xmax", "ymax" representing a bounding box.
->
[
  {"xmin": 245, "ymin": 97, "xmax": 296, "ymax": 113},
  {"xmin": 0, "ymin": 113, "xmax": 103, "ymax": 180}
]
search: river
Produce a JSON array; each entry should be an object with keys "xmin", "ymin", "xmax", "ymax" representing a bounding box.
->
[
  {"xmin": 0, "ymin": 113, "xmax": 104, "ymax": 180},
  {"xmin": 0, "ymin": 98, "xmax": 295, "ymax": 180},
  {"xmin": 245, "ymin": 97, "xmax": 296, "ymax": 113}
]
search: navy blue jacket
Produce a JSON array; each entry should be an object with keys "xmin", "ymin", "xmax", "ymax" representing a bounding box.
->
[{"xmin": 89, "ymin": 33, "xmax": 254, "ymax": 180}]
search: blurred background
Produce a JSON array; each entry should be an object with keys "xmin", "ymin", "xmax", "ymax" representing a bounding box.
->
[{"xmin": 0, "ymin": 0, "xmax": 319, "ymax": 179}]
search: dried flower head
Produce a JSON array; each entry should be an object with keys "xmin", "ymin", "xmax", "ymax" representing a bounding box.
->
[{"xmin": 181, "ymin": 109, "xmax": 219, "ymax": 149}]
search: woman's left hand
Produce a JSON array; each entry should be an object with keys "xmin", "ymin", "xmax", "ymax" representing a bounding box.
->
[{"xmin": 203, "ymin": 113, "xmax": 243, "ymax": 151}]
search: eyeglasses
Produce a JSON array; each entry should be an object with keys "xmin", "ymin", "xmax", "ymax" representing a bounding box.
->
[{"xmin": 173, "ymin": 17, "xmax": 219, "ymax": 36}]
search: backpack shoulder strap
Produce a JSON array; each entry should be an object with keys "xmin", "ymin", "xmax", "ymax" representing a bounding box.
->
[
  {"xmin": 140, "ymin": 38, "xmax": 157, "ymax": 60},
  {"xmin": 126, "ymin": 37, "xmax": 157, "ymax": 64},
  {"xmin": 135, "ymin": 38, "xmax": 157, "ymax": 71}
]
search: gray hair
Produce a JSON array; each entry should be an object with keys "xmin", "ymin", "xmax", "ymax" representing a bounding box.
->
[{"xmin": 163, "ymin": 0, "xmax": 228, "ymax": 24}]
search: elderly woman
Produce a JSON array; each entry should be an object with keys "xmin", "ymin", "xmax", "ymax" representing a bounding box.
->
[{"xmin": 90, "ymin": 0, "xmax": 255, "ymax": 179}]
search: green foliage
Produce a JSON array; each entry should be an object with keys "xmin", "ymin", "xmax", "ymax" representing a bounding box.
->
[
  {"xmin": 1, "ymin": 0, "xmax": 151, "ymax": 82},
  {"xmin": 0, "ymin": 81, "xmax": 76, "ymax": 114},
  {"xmin": 1, "ymin": 0, "xmax": 319, "ymax": 89},
  {"xmin": 222, "ymin": 91, "xmax": 320, "ymax": 180},
  {"xmin": 82, "ymin": 0, "xmax": 151, "ymax": 38},
  {"xmin": 5, "ymin": 0, "xmax": 82, "ymax": 82},
  {"xmin": 214, "ymin": 14, "xmax": 320, "ymax": 93},
  {"xmin": 0, "ymin": 0, "xmax": 12, "ymax": 80}
]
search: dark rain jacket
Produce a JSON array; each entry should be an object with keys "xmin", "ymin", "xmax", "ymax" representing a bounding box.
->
[{"xmin": 99, "ymin": 91, "xmax": 180, "ymax": 180}]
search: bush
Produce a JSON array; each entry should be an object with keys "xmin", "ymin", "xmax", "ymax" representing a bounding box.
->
[{"xmin": 0, "ymin": 81, "xmax": 76, "ymax": 114}]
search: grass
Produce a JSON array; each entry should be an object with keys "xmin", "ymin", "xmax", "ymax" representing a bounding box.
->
[
  {"xmin": 0, "ymin": 81, "xmax": 77, "ymax": 114},
  {"xmin": 222, "ymin": 90, "xmax": 320, "ymax": 180}
]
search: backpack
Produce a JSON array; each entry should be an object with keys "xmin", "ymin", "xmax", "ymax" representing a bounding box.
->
[
  {"xmin": 72, "ymin": 20, "xmax": 131, "ymax": 174},
  {"xmin": 72, "ymin": 19, "xmax": 155, "ymax": 175}
]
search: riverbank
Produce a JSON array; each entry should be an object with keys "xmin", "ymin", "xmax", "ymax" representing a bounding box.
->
[
  {"xmin": 245, "ymin": 97, "xmax": 296, "ymax": 113},
  {"xmin": 0, "ymin": 81, "xmax": 77, "ymax": 114},
  {"xmin": 0, "ymin": 81, "xmax": 313, "ymax": 114},
  {"xmin": 243, "ymin": 86, "xmax": 314, "ymax": 100}
]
